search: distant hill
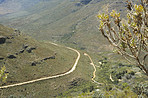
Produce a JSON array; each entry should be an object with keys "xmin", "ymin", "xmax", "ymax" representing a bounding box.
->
[
  {"xmin": 0, "ymin": 0, "xmax": 40, "ymax": 14},
  {"xmin": 0, "ymin": 0, "xmax": 128, "ymax": 52}
]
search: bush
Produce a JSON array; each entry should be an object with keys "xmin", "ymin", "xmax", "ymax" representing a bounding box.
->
[{"xmin": 0, "ymin": 66, "xmax": 9, "ymax": 85}]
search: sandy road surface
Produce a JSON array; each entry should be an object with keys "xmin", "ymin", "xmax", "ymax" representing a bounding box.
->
[{"xmin": 84, "ymin": 53, "xmax": 103, "ymax": 85}]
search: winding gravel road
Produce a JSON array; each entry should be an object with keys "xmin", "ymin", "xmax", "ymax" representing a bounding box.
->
[{"xmin": 0, "ymin": 42, "xmax": 80, "ymax": 89}]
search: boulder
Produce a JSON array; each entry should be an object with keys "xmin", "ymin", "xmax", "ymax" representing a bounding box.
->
[
  {"xmin": 26, "ymin": 47, "xmax": 36, "ymax": 53},
  {"xmin": 43, "ymin": 56, "xmax": 55, "ymax": 61},
  {"xmin": 0, "ymin": 36, "xmax": 6, "ymax": 44},
  {"xmin": 31, "ymin": 61, "xmax": 40, "ymax": 66},
  {"xmin": 23, "ymin": 44, "xmax": 28, "ymax": 49},
  {"xmin": 15, "ymin": 53, "xmax": 19, "ymax": 55},
  {"xmin": 31, "ymin": 62, "xmax": 37, "ymax": 66},
  {"xmin": 49, "ymin": 56, "xmax": 55, "ymax": 59},
  {"xmin": 7, "ymin": 54, "xmax": 16, "ymax": 59},
  {"xmin": 0, "ymin": 56, "xmax": 4, "ymax": 60},
  {"xmin": 19, "ymin": 49, "xmax": 25, "ymax": 54}
]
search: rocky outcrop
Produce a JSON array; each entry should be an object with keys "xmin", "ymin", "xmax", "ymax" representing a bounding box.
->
[
  {"xmin": 22, "ymin": 44, "xmax": 28, "ymax": 49},
  {"xmin": 0, "ymin": 56, "xmax": 4, "ymax": 60},
  {"xmin": 0, "ymin": 36, "xmax": 6, "ymax": 44},
  {"xmin": 26, "ymin": 47, "xmax": 36, "ymax": 53},
  {"xmin": 42, "ymin": 56, "xmax": 55, "ymax": 61},
  {"xmin": 15, "ymin": 44, "xmax": 29, "ymax": 55},
  {"xmin": 7, "ymin": 54, "xmax": 16, "ymax": 59},
  {"xmin": 19, "ymin": 49, "xmax": 25, "ymax": 54},
  {"xmin": 31, "ymin": 61, "xmax": 41, "ymax": 66},
  {"xmin": 31, "ymin": 56, "xmax": 56, "ymax": 66}
]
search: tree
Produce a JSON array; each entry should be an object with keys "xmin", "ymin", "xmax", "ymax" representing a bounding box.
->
[{"xmin": 97, "ymin": 0, "xmax": 148, "ymax": 75}]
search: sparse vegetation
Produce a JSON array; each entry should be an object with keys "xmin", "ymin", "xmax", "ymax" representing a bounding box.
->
[
  {"xmin": 0, "ymin": 24, "xmax": 95, "ymax": 97},
  {"xmin": 0, "ymin": 0, "xmax": 147, "ymax": 97},
  {"xmin": 0, "ymin": 66, "xmax": 8, "ymax": 86}
]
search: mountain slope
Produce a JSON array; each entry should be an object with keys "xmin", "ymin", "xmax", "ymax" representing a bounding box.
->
[
  {"xmin": 0, "ymin": 24, "xmax": 96, "ymax": 97},
  {"xmin": 0, "ymin": 0, "xmax": 148, "ymax": 97},
  {"xmin": 0, "ymin": 24, "xmax": 78, "ymax": 85},
  {"xmin": 0, "ymin": 0, "xmax": 128, "ymax": 52},
  {"xmin": 0, "ymin": 0, "xmax": 40, "ymax": 14}
]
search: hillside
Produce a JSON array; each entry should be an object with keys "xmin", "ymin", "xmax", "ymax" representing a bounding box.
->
[
  {"xmin": 0, "ymin": 25, "xmax": 147, "ymax": 97},
  {"xmin": 0, "ymin": 0, "xmax": 128, "ymax": 52},
  {"xmin": 0, "ymin": 24, "xmax": 97, "ymax": 97},
  {"xmin": 0, "ymin": 0, "xmax": 40, "ymax": 14},
  {"xmin": 0, "ymin": 23, "xmax": 81, "ymax": 83},
  {"xmin": 0, "ymin": 0, "xmax": 148, "ymax": 97}
]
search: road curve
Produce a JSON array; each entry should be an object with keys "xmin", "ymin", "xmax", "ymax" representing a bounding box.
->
[
  {"xmin": 0, "ymin": 42, "xmax": 80, "ymax": 89},
  {"xmin": 84, "ymin": 53, "xmax": 103, "ymax": 85}
]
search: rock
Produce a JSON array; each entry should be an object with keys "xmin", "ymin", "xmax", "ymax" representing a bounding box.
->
[
  {"xmin": 26, "ymin": 47, "xmax": 36, "ymax": 53},
  {"xmin": 31, "ymin": 61, "xmax": 40, "ymax": 66},
  {"xmin": 43, "ymin": 56, "xmax": 55, "ymax": 61},
  {"xmin": 7, "ymin": 54, "xmax": 16, "ymax": 59},
  {"xmin": 0, "ymin": 56, "xmax": 4, "ymax": 60},
  {"xmin": 15, "ymin": 53, "xmax": 19, "ymax": 55},
  {"xmin": 23, "ymin": 44, "xmax": 28, "ymax": 49},
  {"xmin": 19, "ymin": 49, "xmax": 25, "ymax": 54},
  {"xmin": 50, "ymin": 56, "xmax": 55, "ymax": 59},
  {"xmin": 0, "ymin": 36, "xmax": 6, "ymax": 44},
  {"xmin": 31, "ymin": 62, "xmax": 37, "ymax": 66}
]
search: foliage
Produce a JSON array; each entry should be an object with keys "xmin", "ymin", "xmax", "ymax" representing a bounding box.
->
[
  {"xmin": 97, "ymin": 0, "xmax": 148, "ymax": 75},
  {"xmin": 133, "ymin": 82, "xmax": 148, "ymax": 97},
  {"xmin": 92, "ymin": 84, "xmax": 137, "ymax": 98},
  {"xmin": 0, "ymin": 66, "xmax": 8, "ymax": 86}
]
